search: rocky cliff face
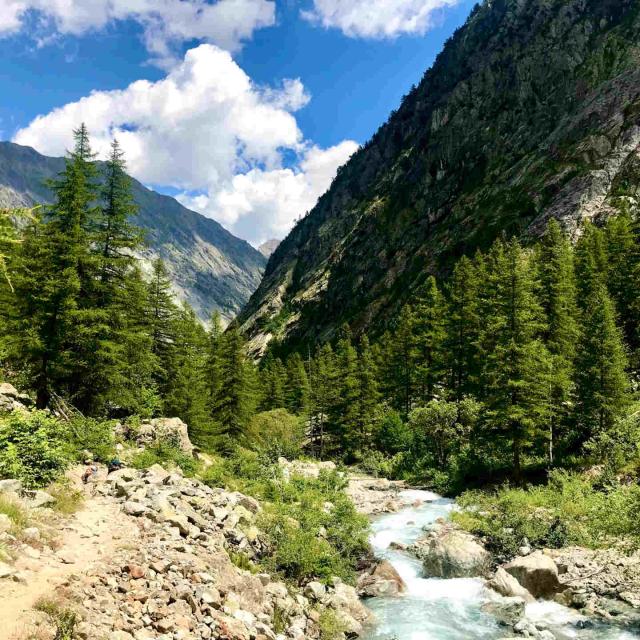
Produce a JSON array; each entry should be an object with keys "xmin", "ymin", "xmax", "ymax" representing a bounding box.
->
[
  {"xmin": 238, "ymin": 0, "xmax": 640, "ymax": 355},
  {"xmin": 0, "ymin": 142, "xmax": 266, "ymax": 323}
]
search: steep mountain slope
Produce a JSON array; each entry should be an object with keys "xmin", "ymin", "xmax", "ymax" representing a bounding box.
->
[
  {"xmin": 0, "ymin": 142, "xmax": 266, "ymax": 323},
  {"xmin": 238, "ymin": 0, "xmax": 640, "ymax": 355}
]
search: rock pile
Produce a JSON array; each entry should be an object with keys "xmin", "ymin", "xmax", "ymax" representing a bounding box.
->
[
  {"xmin": 116, "ymin": 418, "xmax": 194, "ymax": 456},
  {"xmin": 71, "ymin": 465, "xmax": 371, "ymax": 640},
  {"xmin": 0, "ymin": 382, "xmax": 32, "ymax": 412}
]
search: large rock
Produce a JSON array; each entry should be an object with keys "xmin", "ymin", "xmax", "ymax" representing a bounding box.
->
[
  {"xmin": 488, "ymin": 567, "xmax": 535, "ymax": 603},
  {"xmin": 481, "ymin": 597, "xmax": 526, "ymax": 626},
  {"xmin": 412, "ymin": 526, "xmax": 491, "ymax": 578},
  {"xmin": 136, "ymin": 418, "xmax": 194, "ymax": 456},
  {"xmin": 358, "ymin": 560, "xmax": 406, "ymax": 597},
  {"xmin": 504, "ymin": 551, "xmax": 561, "ymax": 598},
  {"xmin": 0, "ymin": 383, "xmax": 32, "ymax": 412}
]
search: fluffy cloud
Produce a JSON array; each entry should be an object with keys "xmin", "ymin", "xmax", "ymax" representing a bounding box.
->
[
  {"xmin": 302, "ymin": 0, "xmax": 461, "ymax": 39},
  {"xmin": 0, "ymin": 0, "xmax": 275, "ymax": 61},
  {"xmin": 14, "ymin": 44, "xmax": 357, "ymax": 246}
]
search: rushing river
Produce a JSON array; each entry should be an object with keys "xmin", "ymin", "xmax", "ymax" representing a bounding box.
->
[{"xmin": 361, "ymin": 490, "xmax": 640, "ymax": 640}]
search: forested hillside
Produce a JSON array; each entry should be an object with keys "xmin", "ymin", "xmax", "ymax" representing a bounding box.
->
[
  {"xmin": 0, "ymin": 141, "xmax": 266, "ymax": 323},
  {"xmin": 238, "ymin": 0, "xmax": 640, "ymax": 356}
]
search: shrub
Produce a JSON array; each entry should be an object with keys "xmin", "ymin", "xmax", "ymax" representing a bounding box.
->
[
  {"xmin": 131, "ymin": 441, "xmax": 198, "ymax": 477},
  {"xmin": 244, "ymin": 409, "xmax": 305, "ymax": 461},
  {"xmin": 68, "ymin": 417, "xmax": 116, "ymax": 463},
  {"xmin": 318, "ymin": 608, "xmax": 348, "ymax": 640},
  {"xmin": 0, "ymin": 495, "xmax": 29, "ymax": 532},
  {"xmin": 0, "ymin": 411, "xmax": 72, "ymax": 488},
  {"xmin": 35, "ymin": 598, "xmax": 78, "ymax": 640},
  {"xmin": 47, "ymin": 480, "xmax": 84, "ymax": 515},
  {"xmin": 453, "ymin": 470, "xmax": 640, "ymax": 560}
]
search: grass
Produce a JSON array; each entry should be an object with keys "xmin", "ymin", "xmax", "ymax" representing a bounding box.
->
[
  {"xmin": 47, "ymin": 481, "xmax": 84, "ymax": 516},
  {"xmin": 34, "ymin": 598, "xmax": 78, "ymax": 640},
  {"xmin": 0, "ymin": 495, "xmax": 29, "ymax": 533}
]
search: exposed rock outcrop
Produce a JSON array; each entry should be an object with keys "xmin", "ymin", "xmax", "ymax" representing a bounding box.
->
[
  {"xmin": 504, "ymin": 551, "xmax": 561, "ymax": 599},
  {"xmin": 357, "ymin": 559, "xmax": 406, "ymax": 598},
  {"xmin": 0, "ymin": 382, "xmax": 32, "ymax": 412},
  {"xmin": 411, "ymin": 521, "xmax": 490, "ymax": 579}
]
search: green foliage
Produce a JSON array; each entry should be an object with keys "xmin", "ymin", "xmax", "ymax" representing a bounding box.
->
[
  {"xmin": 131, "ymin": 441, "xmax": 198, "ymax": 477},
  {"xmin": 0, "ymin": 495, "xmax": 29, "ymax": 532},
  {"xmin": 47, "ymin": 480, "xmax": 85, "ymax": 515},
  {"xmin": 35, "ymin": 598, "xmax": 78, "ymax": 640},
  {"xmin": 0, "ymin": 411, "xmax": 72, "ymax": 488},
  {"xmin": 318, "ymin": 608, "xmax": 349, "ymax": 640},
  {"xmin": 68, "ymin": 416, "xmax": 116, "ymax": 462},
  {"xmin": 244, "ymin": 409, "xmax": 305, "ymax": 460},
  {"xmin": 453, "ymin": 471, "xmax": 640, "ymax": 559}
]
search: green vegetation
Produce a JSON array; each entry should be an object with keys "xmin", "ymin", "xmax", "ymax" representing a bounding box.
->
[
  {"xmin": 453, "ymin": 471, "xmax": 640, "ymax": 560},
  {"xmin": 318, "ymin": 608, "xmax": 349, "ymax": 640},
  {"xmin": 130, "ymin": 442, "xmax": 198, "ymax": 477},
  {"xmin": 0, "ymin": 495, "xmax": 29, "ymax": 532},
  {"xmin": 34, "ymin": 598, "xmax": 78, "ymax": 640}
]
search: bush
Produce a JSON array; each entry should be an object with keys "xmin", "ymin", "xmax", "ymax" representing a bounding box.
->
[
  {"xmin": 318, "ymin": 608, "xmax": 348, "ymax": 640},
  {"xmin": 0, "ymin": 495, "xmax": 29, "ymax": 532},
  {"xmin": 374, "ymin": 408, "xmax": 411, "ymax": 454},
  {"xmin": 68, "ymin": 417, "xmax": 116, "ymax": 462},
  {"xmin": 0, "ymin": 411, "xmax": 72, "ymax": 488},
  {"xmin": 453, "ymin": 470, "xmax": 640, "ymax": 560},
  {"xmin": 47, "ymin": 480, "xmax": 84, "ymax": 515},
  {"xmin": 131, "ymin": 442, "xmax": 198, "ymax": 477},
  {"xmin": 244, "ymin": 409, "xmax": 305, "ymax": 461}
]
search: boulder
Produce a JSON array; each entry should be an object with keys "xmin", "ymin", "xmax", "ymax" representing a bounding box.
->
[
  {"xmin": 412, "ymin": 526, "xmax": 491, "ymax": 578},
  {"xmin": 488, "ymin": 567, "xmax": 535, "ymax": 603},
  {"xmin": 358, "ymin": 560, "xmax": 406, "ymax": 597},
  {"xmin": 0, "ymin": 383, "xmax": 32, "ymax": 412},
  {"xmin": 481, "ymin": 596, "xmax": 526, "ymax": 626},
  {"xmin": 0, "ymin": 479, "xmax": 22, "ymax": 494},
  {"xmin": 24, "ymin": 490, "xmax": 55, "ymax": 508},
  {"xmin": 505, "ymin": 551, "xmax": 561, "ymax": 598},
  {"xmin": 136, "ymin": 418, "xmax": 193, "ymax": 456}
]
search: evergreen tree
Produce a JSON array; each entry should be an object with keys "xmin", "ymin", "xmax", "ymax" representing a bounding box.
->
[
  {"xmin": 536, "ymin": 219, "xmax": 579, "ymax": 464},
  {"xmin": 164, "ymin": 305, "xmax": 211, "ymax": 446},
  {"xmin": 575, "ymin": 221, "xmax": 608, "ymax": 305},
  {"xmin": 259, "ymin": 356, "xmax": 287, "ymax": 411},
  {"xmin": 412, "ymin": 276, "xmax": 446, "ymax": 403},
  {"xmin": 480, "ymin": 239, "xmax": 552, "ymax": 477},
  {"xmin": 575, "ymin": 283, "xmax": 629, "ymax": 442},
  {"xmin": 284, "ymin": 352, "xmax": 311, "ymax": 416},
  {"xmin": 444, "ymin": 256, "xmax": 481, "ymax": 401},
  {"xmin": 212, "ymin": 326, "xmax": 255, "ymax": 439},
  {"xmin": 205, "ymin": 311, "xmax": 225, "ymax": 417},
  {"xmin": 308, "ymin": 343, "xmax": 337, "ymax": 458},
  {"xmin": 13, "ymin": 125, "xmax": 99, "ymax": 408},
  {"xmin": 356, "ymin": 335, "xmax": 380, "ymax": 449}
]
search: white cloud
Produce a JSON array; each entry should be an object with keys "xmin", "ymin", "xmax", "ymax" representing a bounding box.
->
[
  {"xmin": 0, "ymin": 0, "xmax": 275, "ymax": 62},
  {"xmin": 302, "ymin": 0, "xmax": 461, "ymax": 39},
  {"xmin": 13, "ymin": 44, "xmax": 358, "ymax": 246},
  {"xmin": 179, "ymin": 140, "xmax": 359, "ymax": 246}
]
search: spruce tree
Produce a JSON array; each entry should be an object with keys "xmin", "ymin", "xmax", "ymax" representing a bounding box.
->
[
  {"xmin": 259, "ymin": 356, "xmax": 287, "ymax": 411},
  {"xmin": 575, "ymin": 283, "xmax": 629, "ymax": 442},
  {"xmin": 357, "ymin": 335, "xmax": 380, "ymax": 450},
  {"xmin": 284, "ymin": 352, "xmax": 311, "ymax": 416},
  {"xmin": 536, "ymin": 219, "xmax": 579, "ymax": 464},
  {"xmin": 480, "ymin": 238, "xmax": 552, "ymax": 477},
  {"xmin": 575, "ymin": 221, "xmax": 608, "ymax": 305},
  {"xmin": 444, "ymin": 256, "xmax": 481, "ymax": 401},
  {"xmin": 413, "ymin": 276, "xmax": 446, "ymax": 403},
  {"xmin": 205, "ymin": 311, "xmax": 225, "ymax": 417},
  {"xmin": 308, "ymin": 343, "xmax": 337, "ymax": 458},
  {"xmin": 331, "ymin": 335, "xmax": 361, "ymax": 457}
]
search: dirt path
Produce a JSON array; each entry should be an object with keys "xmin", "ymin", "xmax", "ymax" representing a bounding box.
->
[{"xmin": 2, "ymin": 492, "xmax": 139, "ymax": 639}]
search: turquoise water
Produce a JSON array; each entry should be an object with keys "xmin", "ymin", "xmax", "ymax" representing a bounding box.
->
[{"xmin": 361, "ymin": 490, "xmax": 640, "ymax": 640}]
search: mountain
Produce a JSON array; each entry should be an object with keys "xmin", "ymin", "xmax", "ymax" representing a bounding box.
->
[
  {"xmin": 238, "ymin": 0, "xmax": 640, "ymax": 355},
  {"xmin": 258, "ymin": 239, "xmax": 280, "ymax": 258},
  {"xmin": 0, "ymin": 142, "xmax": 266, "ymax": 323}
]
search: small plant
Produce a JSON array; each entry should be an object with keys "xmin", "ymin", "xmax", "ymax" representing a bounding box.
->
[
  {"xmin": 34, "ymin": 598, "xmax": 78, "ymax": 640},
  {"xmin": 272, "ymin": 605, "xmax": 288, "ymax": 634},
  {"xmin": 228, "ymin": 550, "xmax": 258, "ymax": 573},
  {"xmin": 318, "ymin": 608, "xmax": 348, "ymax": 640},
  {"xmin": 0, "ymin": 495, "xmax": 29, "ymax": 532},
  {"xmin": 131, "ymin": 442, "xmax": 198, "ymax": 476},
  {"xmin": 47, "ymin": 481, "xmax": 84, "ymax": 515}
]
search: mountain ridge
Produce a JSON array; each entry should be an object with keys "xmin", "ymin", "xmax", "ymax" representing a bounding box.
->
[
  {"xmin": 238, "ymin": 0, "xmax": 640, "ymax": 355},
  {"xmin": 0, "ymin": 141, "xmax": 266, "ymax": 323}
]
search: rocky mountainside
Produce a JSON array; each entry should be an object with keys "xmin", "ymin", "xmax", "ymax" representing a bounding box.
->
[
  {"xmin": 238, "ymin": 0, "xmax": 640, "ymax": 355},
  {"xmin": 258, "ymin": 239, "xmax": 280, "ymax": 258},
  {"xmin": 0, "ymin": 142, "xmax": 266, "ymax": 323}
]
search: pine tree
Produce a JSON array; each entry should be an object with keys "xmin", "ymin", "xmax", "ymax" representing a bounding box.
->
[
  {"xmin": 284, "ymin": 352, "xmax": 311, "ymax": 415},
  {"xmin": 308, "ymin": 343, "xmax": 337, "ymax": 458},
  {"xmin": 12, "ymin": 125, "xmax": 99, "ymax": 408},
  {"xmin": 357, "ymin": 335, "xmax": 380, "ymax": 450},
  {"xmin": 575, "ymin": 221, "xmax": 608, "ymax": 305},
  {"xmin": 480, "ymin": 238, "xmax": 552, "ymax": 477},
  {"xmin": 444, "ymin": 256, "xmax": 481, "ymax": 401},
  {"xmin": 259, "ymin": 356, "xmax": 287, "ymax": 411},
  {"xmin": 205, "ymin": 311, "xmax": 225, "ymax": 417},
  {"xmin": 536, "ymin": 219, "xmax": 579, "ymax": 465},
  {"xmin": 164, "ymin": 305, "xmax": 211, "ymax": 446},
  {"xmin": 575, "ymin": 283, "xmax": 629, "ymax": 442},
  {"xmin": 212, "ymin": 326, "xmax": 255, "ymax": 439},
  {"xmin": 413, "ymin": 276, "xmax": 446, "ymax": 403}
]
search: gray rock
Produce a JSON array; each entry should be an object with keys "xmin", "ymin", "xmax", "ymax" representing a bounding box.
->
[
  {"xmin": 124, "ymin": 501, "xmax": 149, "ymax": 516},
  {"xmin": 488, "ymin": 567, "xmax": 535, "ymax": 603},
  {"xmin": 482, "ymin": 597, "xmax": 526, "ymax": 626},
  {"xmin": 0, "ymin": 479, "xmax": 22, "ymax": 494},
  {"xmin": 505, "ymin": 551, "xmax": 561, "ymax": 599},
  {"xmin": 25, "ymin": 490, "xmax": 55, "ymax": 508}
]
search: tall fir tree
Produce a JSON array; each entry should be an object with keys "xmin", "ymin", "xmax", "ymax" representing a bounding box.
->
[
  {"xmin": 444, "ymin": 256, "xmax": 481, "ymax": 402},
  {"xmin": 259, "ymin": 356, "xmax": 287, "ymax": 411},
  {"xmin": 480, "ymin": 238, "xmax": 552, "ymax": 477},
  {"xmin": 412, "ymin": 276, "xmax": 447, "ymax": 403},
  {"xmin": 308, "ymin": 343, "xmax": 337, "ymax": 458},
  {"xmin": 356, "ymin": 335, "xmax": 380, "ymax": 451},
  {"xmin": 575, "ymin": 283, "xmax": 629, "ymax": 441},
  {"xmin": 536, "ymin": 219, "xmax": 580, "ymax": 465},
  {"xmin": 284, "ymin": 352, "xmax": 311, "ymax": 416}
]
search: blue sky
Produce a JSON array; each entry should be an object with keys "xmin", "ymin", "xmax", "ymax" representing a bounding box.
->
[{"xmin": 0, "ymin": 0, "xmax": 476, "ymax": 245}]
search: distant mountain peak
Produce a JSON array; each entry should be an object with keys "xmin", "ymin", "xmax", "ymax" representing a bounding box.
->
[{"xmin": 258, "ymin": 238, "xmax": 280, "ymax": 258}]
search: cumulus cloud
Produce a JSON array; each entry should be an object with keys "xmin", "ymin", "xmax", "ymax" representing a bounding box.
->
[
  {"xmin": 302, "ymin": 0, "xmax": 461, "ymax": 39},
  {"xmin": 0, "ymin": 0, "xmax": 275, "ymax": 62},
  {"xmin": 14, "ymin": 44, "xmax": 357, "ymax": 246}
]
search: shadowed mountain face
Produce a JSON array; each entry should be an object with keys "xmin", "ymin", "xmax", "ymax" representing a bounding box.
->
[
  {"xmin": 0, "ymin": 141, "xmax": 266, "ymax": 323},
  {"xmin": 238, "ymin": 0, "xmax": 640, "ymax": 356}
]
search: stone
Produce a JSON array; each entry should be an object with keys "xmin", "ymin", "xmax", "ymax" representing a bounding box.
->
[
  {"xmin": 0, "ymin": 561, "xmax": 14, "ymax": 578},
  {"xmin": 481, "ymin": 597, "xmax": 526, "ymax": 626},
  {"xmin": 124, "ymin": 501, "xmax": 149, "ymax": 516},
  {"xmin": 358, "ymin": 560, "xmax": 406, "ymax": 597},
  {"xmin": 126, "ymin": 564, "xmax": 146, "ymax": 579},
  {"xmin": 487, "ymin": 567, "xmax": 535, "ymax": 603},
  {"xmin": 505, "ymin": 551, "xmax": 561, "ymax": 599},
  {"xmin": 413, "ymin": 526, "xmax": 491, "ymax": 578},
  {"xmin": 304, "ymin": 581, "xmax": 326, "ymax": 601},
  {"xmin": 25, "ymin": 490, "xmax": 55, "ymax": 508},
  {"xmin": 22, "ymin": 527, "xmax": 41, "ymax": 543},
  {"xmin": 136, "ymin": 418, "xmax": 194, "ymax": 456},
  {"xmin": 0, "ymin": 514, "xmax": 12, "ymax": 533},
  {"xmin": 0, "ymin": 479, "xmax": 22, "ymax": 494}
]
